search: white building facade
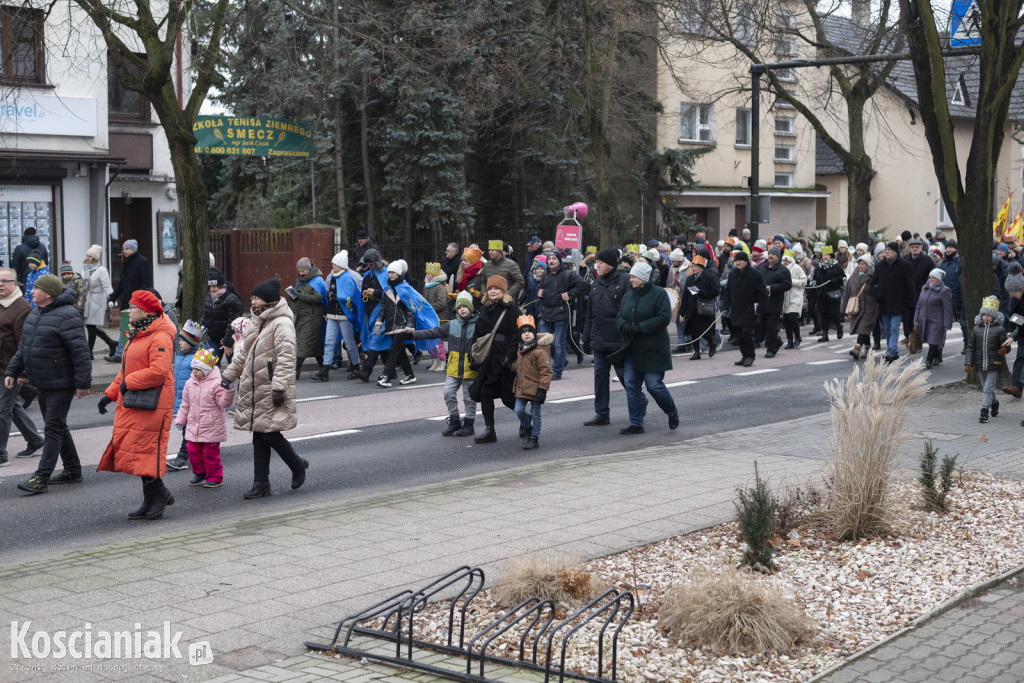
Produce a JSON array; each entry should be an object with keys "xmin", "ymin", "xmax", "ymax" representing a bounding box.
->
[{"xmin": 0, "ymin": 2, "xmax": 186, "ymax": 297}]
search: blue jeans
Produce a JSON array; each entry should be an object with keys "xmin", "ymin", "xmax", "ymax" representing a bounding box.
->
[
  {"xmin": 324, "ymin": 318, "xmax": 359, "ymax": 366},
  {"xmin": 593, "ymin": 351, "xmax": 624, "ymax": 419},
  {"xmin": 623, "ymin": 355, "xmax": 677, "ymax": 428},
  {"xmin": 538, "ymin": 319, "xmax": 568, "ymax": 376},
  {"xmin": 514, "ymin": 398, "xmax": 542, "ymax": 436},
  {"xmin": 881, "ymin": 314, "xmax": 902, "ymax": 358}
]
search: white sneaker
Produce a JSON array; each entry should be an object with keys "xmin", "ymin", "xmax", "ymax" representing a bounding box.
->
[
  {"xmin": 399, "ymin": 375, "xmax": 417, "ymax": 386},
  {"xmin": 377, "ymin": 376, "xmax": 392, "ymax": 388}
]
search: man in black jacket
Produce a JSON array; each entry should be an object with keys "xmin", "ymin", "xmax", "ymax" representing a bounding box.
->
[
  {"xmin": 353, "ymin": 230, "xmax": 381, "ymax": 273},
  {"xmin": 871, "ymin": 242, "xmax": 916, "ymax": 361},
  {"xmin": 724, "ymin": 251, "xmax": 768, "ymax": 367},
  {"xmin": 106, "ymin": 240, "xmax": 153, "ymax": 362},
  {"xmin": 757, "ymin": 247, "xmax": 792, "ymax": 358},
  {"xmin": 904, "ymin": 238, "xmax": 933, "ymax": 345},
  {"xmin": 5, "ymin": 275, "xmax": 92, "ymax": 494},
  {"xmin": 581, "ymin": 249, "xmax": 629, "ymax": 425},
  {"xmin": 10, "ymin": 228, "xmax": 49, "ymax": 287}
]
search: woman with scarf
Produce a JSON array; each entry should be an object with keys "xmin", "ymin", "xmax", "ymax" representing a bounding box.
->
[
  {"xmin": 221, "ymin": 279, "xmax": 308, "ymax": 499},
  {"xmin": 82, "ymin": 244, "xmax": 117, "ymax": 358},
  {"xmin": 914, "ymin": 268, "xmax": 954, "ymax": 369},
  {"xmin": 469, "ymin": 275, "xmax": 522, "ymax": 444},
  {"xmin": 457, "ymin": 246, "xmax": 485, "ymax": 302},
  {"xmin": 97, "ymin": 290, "xmax": 177, "ymax": 519},
  {"xmin": 841, "ymin": 255, "xmax": 880, "ymax": 360}
]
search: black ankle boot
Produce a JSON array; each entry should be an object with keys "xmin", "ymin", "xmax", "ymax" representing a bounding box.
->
[
  {"xmin": 980, "ymin": 407, "xmax": 989, "ymax": 423},
  {"xmin": 145, "ymin": 479, "xmax": 174, "ymax": 519},
  {"xmin": 442, "ymin": 413, "xmax": 461, "ymax": 436},
  {"xmin": 243, "ymin": 481, "xmax": 271, "ymax": 499},
  {"xmin": 474, "ymin": 426, "xmax": 497, "ymax": 444},
  {"xmin": 707, "ymin": 342, "xmax": 716, "ymax": 358},
  {"xmin": 454, "ymin": 418, "xmax": 475, "ymax": 436},
  {"xmin": 310, "ymin": 366, "xmax": 330, "ymax": 382},
  {"xmin": 128, "ymin": 478, "xmax": 156, "ymax": 520},
  {"xmin": 991, "ymin": 400, "xmax": 1000, "ymax": 417},
  {"xmin": 689, "ymin": 349, "xmax": 701, "ymax": 360},
  {"xmin": 291, "ymin": 458, "xmax": 309, "ymax": 490}
]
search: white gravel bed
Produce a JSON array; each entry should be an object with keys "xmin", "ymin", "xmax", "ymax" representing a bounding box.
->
[{"xmin": 367, "ymin": 472, "xmax": 1024, "ymax": 682}]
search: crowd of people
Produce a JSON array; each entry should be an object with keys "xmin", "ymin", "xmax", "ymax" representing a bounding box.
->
[{"xmin": 2, "ymin": 221, "xmax": 1021, "ymax": 517}]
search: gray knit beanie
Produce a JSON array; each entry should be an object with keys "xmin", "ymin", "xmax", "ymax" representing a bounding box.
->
[{"xmin": 1005, "ymin": 262, "xmax": 1024, "ymax": 294}]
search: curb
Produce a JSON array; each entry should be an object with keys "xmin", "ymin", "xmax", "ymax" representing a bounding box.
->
[{"xmin": 809, "ymin": 561, "xmax": 1024, "ymax": 681}]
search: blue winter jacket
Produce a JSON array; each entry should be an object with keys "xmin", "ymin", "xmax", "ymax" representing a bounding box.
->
[{"xmin": 174, "ymin": 343, "xmax": 210, "ymax": 413}]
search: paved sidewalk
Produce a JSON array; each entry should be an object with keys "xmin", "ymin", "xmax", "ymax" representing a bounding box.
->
[{"xmin": 1, "ymin": 383, "xmax": 1022, "ymax": 682}]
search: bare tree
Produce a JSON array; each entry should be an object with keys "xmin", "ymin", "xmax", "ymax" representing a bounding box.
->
[{"xmin": 898, "ymin": 0, "xmax": 1024, "ymax": 323}]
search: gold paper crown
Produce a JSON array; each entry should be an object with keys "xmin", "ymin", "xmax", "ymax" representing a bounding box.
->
[
  {"xmin": 488, "ymin": 239, "xmax": 503, "ymax": 251},
  {"xmin": 626, "ymin": 243, "xmax": 641, "ymax": 254},
  {"xmin": 821, "ymin": 245, "xmax": 834, "ymax": 255},
  {"xmin": 783, "ymin": 249, "xmax": 796, "ymax": 260},
  {"xmin": 981, "ymin": 296, "xmax": 1000, "ymax": 312},
  {"xmin": 692, "ymin": 254, "xmax": 707, "ymax": 267},
  {"xmin": 425, "ymin": 262, "xmax": 441, "ymax": 275},
  {"xmin": 586, "ymin": 246, "xmax": 597, "ymax": 254},
  {"xmin": 516, "ymin": 314, "xmax": 536, "ymax": 329},
  {"xmin": 192, "ymin": 347, "xmax": 219, "ymax": 368}
]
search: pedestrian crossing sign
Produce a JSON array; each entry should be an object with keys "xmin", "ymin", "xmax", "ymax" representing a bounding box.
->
[{"xmin": 950, "ymin": 0, "xmax": 981, "ymax": 47}]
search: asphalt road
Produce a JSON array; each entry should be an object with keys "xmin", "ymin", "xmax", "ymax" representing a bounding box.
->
[{"xmin": 0, "ymin": 329, "xmax": 967, "ymax": 565}]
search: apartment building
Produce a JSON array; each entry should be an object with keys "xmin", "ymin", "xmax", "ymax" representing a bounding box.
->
[{"xmin": 0, "ymin": 3, "xmax": 185, "ymax": 295}]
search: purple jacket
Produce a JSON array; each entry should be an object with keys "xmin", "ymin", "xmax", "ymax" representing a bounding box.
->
[{"xmin": 914, "ymin": 282, "xmax": 953, "ymax": 347}]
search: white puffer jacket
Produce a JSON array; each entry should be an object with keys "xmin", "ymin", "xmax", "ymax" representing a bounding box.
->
[
  {"xmin": 222, "ymin": 298, "xmax": 297, "ymax": 433},
  {"xmin": 783, "ymin": 261, "xmax": 807, "ymax": 315}
]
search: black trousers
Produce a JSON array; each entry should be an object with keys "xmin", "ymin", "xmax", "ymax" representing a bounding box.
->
[
  {"xmin": 86, "ymin": 324, "xmax": 117, "ymax": 351},
  {"xmin": 763, "ymin": 312, "xmax": 782, "ymax": 353},
  {"xmin": 382, "ymin": 335, "xmax": 413, "ymax": 379},
  {"xmin": 734, "ymin": 325, "xmax": 756, "ymax": 360},
  {"xmin": 819, "ymin": 297, "xmax": 841, "ymax": 329},
  {"xmin": 783, "ymin": 313, "xmax": 801, "ymax": 344},
  {"xmin": 35, "ymin": 389, "xmax": 81, "ymax": 479},
  {"xmin": 252, "ymin": 431, "xmax": 303, "ymax": 482}
]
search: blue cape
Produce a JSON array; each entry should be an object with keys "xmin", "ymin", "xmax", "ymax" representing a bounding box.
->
[
  {"xmin": 329, "ymin": 270, "xmax": 364, "ymax": 320},
  {"xmin": 296, "ymin": 274, "xmax": 328, "ymax": 306},
  {"xmin": 361, "ymin": 270, "xmax": 439, "ymax": 353}
]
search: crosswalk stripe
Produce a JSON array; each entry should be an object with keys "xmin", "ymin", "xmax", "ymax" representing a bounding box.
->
[
  {"xmin": 291, "ymin": 429, "xmax": 361, "ymax": 442},
  {"xmin": 733, "ymin": 368, "xmax": 778, "ymax": 376},
  {"xmin": 807, "ymin": 359, "xmax": 849, "ymax": 365},
  {"xmin": 665, "ymin": 380, "xmax": 700, "ymax": 388}
]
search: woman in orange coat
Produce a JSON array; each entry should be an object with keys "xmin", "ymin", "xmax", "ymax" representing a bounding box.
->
[{"xmin": 97, "ymin": 290, "xmax": 177, "ymax": 519}]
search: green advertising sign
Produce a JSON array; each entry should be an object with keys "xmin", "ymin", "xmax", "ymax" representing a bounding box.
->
[{"xmin": 193, "ymin": 116, "xmax": 314, "ymax": 158}]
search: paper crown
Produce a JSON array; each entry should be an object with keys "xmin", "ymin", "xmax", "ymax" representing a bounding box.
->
[
  {"xmin": 981, "ymin": 296, "xmax": 1000, "ymax": 313},
  {"xmin": 1004, "ymin": 233, "xmax": 1017, "ymax": 242},
  {"xmin": 783, "ymin": 249, "xmax": 796, "ymax": 260},
  {"xmin": 425, "ymin": 262, "xmax": 441, "ymax": 276},
  {"xmin": 178, "ymin": 319, "xmax": 207, "ymax": 345},
  {"xmin": 516, "ymin": 314, "xmax": 536, "ymax": 329},
  {"xmin": 488, "ymin": 240, "xmax": 503, "ymax": 251},
  {"xmin": 625, "ymin": 243, "xmax": 641, "ymax": 254},
  {"xmin": 586, "ymin": 246, "xmax": 597, "ymax": 254},
  {"xmin": 191, "ymin": 347, "xmax": 219, "ymax": 371},
  {"xmin": 692, "ymin": 254, "xmax": 707, "ymax": 267},
  {"xmin": 463, "ymin": 247, "xmax": 482, "ymax": 264},
  {"xmin": 822, "ymin": 245, "xmax": 834, "ymax": 255},
  {"xmin": 725, "ymin": 236, "xmax": 736, "ymax": 246}
]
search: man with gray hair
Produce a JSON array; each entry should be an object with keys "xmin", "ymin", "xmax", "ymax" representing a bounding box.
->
[{"xmin": 0, "ymin": 268, "xmax": 44, "ymax": 466}]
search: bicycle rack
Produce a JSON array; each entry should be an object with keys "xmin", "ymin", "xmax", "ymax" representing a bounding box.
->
[{"xmin": 305, "ymin": 566, "xmax": 635, "ymax": 683}]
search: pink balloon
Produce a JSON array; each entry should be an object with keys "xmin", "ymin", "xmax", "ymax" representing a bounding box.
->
[{"xmin": 564, "ymin": 202, "xmax": 589, "ymax": 218}]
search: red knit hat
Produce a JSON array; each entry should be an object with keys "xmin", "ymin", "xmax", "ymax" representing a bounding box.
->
[{"xmin": 130, "ymin": 290, "xmax": 163, "ymax": 315}]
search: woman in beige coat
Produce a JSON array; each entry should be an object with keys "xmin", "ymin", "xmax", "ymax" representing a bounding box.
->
[{"xmin": 221, "ymin": 278, "xmax": 308, "ymax": 499}]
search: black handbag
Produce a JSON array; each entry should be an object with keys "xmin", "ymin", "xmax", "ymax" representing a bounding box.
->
[
  {"xmin": 120, "ymin": 342, "xmax": 164, "ymax": 411},
  {"xmin": 696, "ymin": 297, "xmax": 716, "ymax": 316}
]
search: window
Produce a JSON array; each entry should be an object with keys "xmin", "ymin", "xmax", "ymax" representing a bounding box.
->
[
  {"xmin": 680, "ymin": 103, "xmax": 714, "ymax": 143},
  {"xmin": 937, "ymin": 190, "xmax": 953, "ymax": 227},
  {"xmin": 774, "ymin": 172, "xmax": 794, "ymax": 187},
  {"xmin": 775, "ymin": 144, "xmax": 796, "ymax": 162},
  {"xmin": 776, "ymin": 9, "xmax": 797, "ymax": 30},
  {"xmin": 679, "ymin": 0, "xmax": 711, "ymax": 34},
  {"xmin": 0, "ymin": 6, "xmax": 44, "ymax": 83},
  {"xmin": 108, "ymin": 54, "xmax": 149, "ymax": 121},
  {"xmin": 776, "ymin": 67, "xmax": 796, "ymax": 82},
  {"xmin": 775, "ymin": 38, "xmax": 797, "ymax": 57},
  {"xmin": 734, "ymin": 2, "xmax": 755, "ymax": 42},
  {"xmin": 775, "ymin": 116, "xmax": 796, "ymax": 135},
  {"xmin": 735, "ymin": 108, "xmax": 751, "ymax": 147}
]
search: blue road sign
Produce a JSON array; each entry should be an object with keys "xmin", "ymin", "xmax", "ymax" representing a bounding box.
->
[{"xmin": 950, "ymin": 0, "xmax": 982, "ymax": 47}]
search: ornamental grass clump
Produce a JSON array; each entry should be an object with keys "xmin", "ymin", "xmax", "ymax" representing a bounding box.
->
[
  {"xmin": 823, "ymin": 353, "xmax": 927, "ymax": 540},
  {"xmin": 659, "ymin": 569, "xmax": 816, "ymax": 654},
  {"xmin": 493, "ymin": 554, "xmax": 596, "ymax": 608}
]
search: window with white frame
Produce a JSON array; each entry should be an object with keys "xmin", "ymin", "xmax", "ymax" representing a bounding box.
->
[
  {"xmin": 775, "ymin": 116, "xmax": 796, "ymax": 135},
  {"xmin": 775, "ymin": 144, "xmax": 796, "ymax": 162},
  {"xmin": 776, "ymin": 9, "xmax": 797, "ymax": 30},
  {"xmin": 679, "ymin": 0, "xmax": 712, "ymax": 34},
  {"xmin": 776, "ymin": 67, "xmax": 796, "ymax": 82},
  {"xmin": 680, "ymin": 103, "xmax": 714, "ymax": 143},
  {"xmin": 775, "ymin": 38, "xmax": 797, "ymax": 57},
  {"xmin": 774, "ymin": 172, "xmax": 795, "ymax": 188},
  {"xmin": 937, "ymin": 191, "xmax": 953, "ymax": 227},
  {"xmin": 734, "ymin": 2, "xmax": 755, "ymax": 42},
  {"xmin": 735, "ymin": 108, "xmax": 751, "ymax": 147}
]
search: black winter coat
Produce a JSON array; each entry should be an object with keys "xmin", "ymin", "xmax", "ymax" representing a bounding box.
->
[
  {"xmin": 539, "ymin": 263, "xmax": 589, "ymax": 323},
  {"xmin": 110, "ymin": 251, "xmax": 154, "ymax": 309},
  {"xmin": 378, "ymin": 279, "xmax": 417, "ymax": 332},
  {"xmin": 583, "ymin": 268, "xmax": 630, "ymax": 354},
  {"xmin": 11, "ymin": 232, "xmax": 49, "ymax": 286},
  {"xmin": 5, "ymin": 289, "xmax": 91, "ymax": 391},
  {"xmin": 906, "ymin": 253, "xmax": 933, "ymax": 300},
  {"xmin": 354, "ymin": 237, "xmax": 381, "ymax": 266},
  {"xmin": 680, "ymin": 267, "xmax": 721, "ymax": 337},
  {"xmin": 724, "ymin": 265, "xmax": 768, "ymax": 327},
  {"xmin": 871, "ymin": 255, "xmax": 915, "ymax": 316},
  {"xmin": 201, "ymin": 284, "xmax": 243, "ymax": 347},
  {"xmin": 469, "ymin": 297, "xmax": 521, "ymax": 406},
  {"xmin": 757, "ymin": 262, "xmax": 792, "ymax": 315}
]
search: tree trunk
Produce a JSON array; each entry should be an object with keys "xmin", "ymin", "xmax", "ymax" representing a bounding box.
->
[
  {"xmin": 845, "ymin": 157, "xmax": 873, "ymax": 246},
  {"xmin": 360, "ymin": 69, "xmax": 376, "ymax": 235}
]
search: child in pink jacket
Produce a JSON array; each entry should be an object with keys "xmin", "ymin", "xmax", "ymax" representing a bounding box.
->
[{"xmin": 175, "ymin": 348, "xmax": 235, "ymax": 488}]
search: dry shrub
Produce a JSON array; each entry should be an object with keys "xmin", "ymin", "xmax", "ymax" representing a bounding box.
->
[
  {"xmin": 658, "ymin": 569, "xmax": 816, "ymax": 654},
  {"xmin": 823, "ymin": 353, "xmax": 927, "ymax": 540},
  {"xmin": 493, "ymin": 555, "xmax": 596, "ymax": 607}
]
